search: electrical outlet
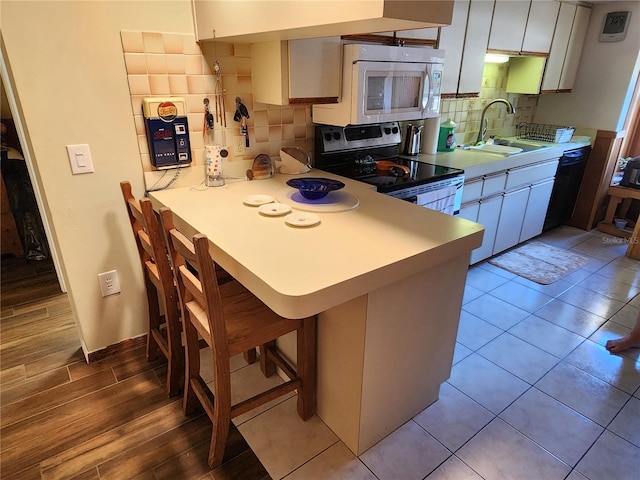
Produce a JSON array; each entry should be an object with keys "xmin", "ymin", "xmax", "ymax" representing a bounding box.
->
[
  {"xmin": 233, "ymin": 136, "xmax": 246, "ymax": 156},
  {"xmin": 98, "ymin": 270, "xmax": 121, "ymax": 297}
]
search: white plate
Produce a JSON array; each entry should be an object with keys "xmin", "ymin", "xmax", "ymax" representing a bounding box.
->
[
  {"xmin": 258, "ymin": 202, "xmax": 292, "ymax": 216},
  {"xmin": 284, "ymin": 212, "xmax": 321, "ymax": 227},
  {"xmin": 243, "ymin": 194, "xmax": 275, "ymax": 206}
]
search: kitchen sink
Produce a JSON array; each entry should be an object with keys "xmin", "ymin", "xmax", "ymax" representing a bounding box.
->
[{"xmin": 492, "ymin": 139, "xmax": 550, "ymax": 152}]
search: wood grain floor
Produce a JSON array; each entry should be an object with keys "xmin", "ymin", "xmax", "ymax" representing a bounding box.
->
[{"xmin": 0, "ymin": 258, "xmax": 271, "ymax": 480}]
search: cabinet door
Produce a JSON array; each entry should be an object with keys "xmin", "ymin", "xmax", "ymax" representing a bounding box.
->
[
  {"xmin": 438, "ymin": 0, "xmax": 470, "ymax": 95},
  {"xmin": 541, "ymin": 2, "xmax": 575, "ymax": 92},
  {"xmin": 459, "ymin": 200, "xmax": 480, "ymax": 223},
  {"xmin": 558, "ymin": 5, "xmax": 590, "ymax": 91},
  {"xmin": 487, "ymin": 0, "xmax": 530, "ymax": 53},
  {"xmin": 458, "ymin": 0, "xmax": 494, "ymax": 95},
  {"xmin": 521, "ymin": 0, "xmax": 561, "ymax": 54},
  {"xmin": 471, "ymin": 194, "xmax": 503, "ymax": 264},
  {"xmin": 520, "ymin": 179, "xmax": 555, "ymax": 242},
  {"xmin": 494, "ymin": 187, "xmax": 529, "ymax": 254}
]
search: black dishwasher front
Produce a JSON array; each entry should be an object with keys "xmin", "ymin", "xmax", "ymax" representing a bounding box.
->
[{"xmin": 543, "ymin": 146, "xmax": 591, "ymax": 232}]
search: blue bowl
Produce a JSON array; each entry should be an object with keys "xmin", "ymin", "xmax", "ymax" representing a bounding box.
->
[{"xmin": 286, "ymin": 177, "xmax": 345, "ymax": 200}]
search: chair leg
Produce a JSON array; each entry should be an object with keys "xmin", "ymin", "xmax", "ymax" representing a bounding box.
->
[
  {"xmin": 145, "ymin": 279, "xmax": 162, "ymax": 362},
  {"xmin": 164, "ymin": 296, "xmax": 184, "ymax": 397},
  {"xmin": 208, "ymin": 365, "xmax": 232, "ymax": 468},
  {"xmin": 244, "ymin": 348, "xmax": 257, "ymax": 364},
  {"xmin": 297, "ymin": 316, "xmax": 317, "ymax": 421},
  {"xmin": 259, "ymin": 341, "xmax": 277, "ymax": 377},
  {"xmin": 182, "ymin": 316, "xmax": 201, "ymax": 415}
]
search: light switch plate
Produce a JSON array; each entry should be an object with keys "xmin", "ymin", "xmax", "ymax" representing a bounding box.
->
[{"xmin": 66, "ymin": 144, "xmax": 94, "ymax": 174}]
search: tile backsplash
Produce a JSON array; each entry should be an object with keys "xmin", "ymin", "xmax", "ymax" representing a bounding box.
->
[
  {"xmin": 121, "ymin": 31, "xmax": 538, "ymax": 183},
  {"xmin": 121, "ymin": 31, "xmax": 314, "ymax": 182}
]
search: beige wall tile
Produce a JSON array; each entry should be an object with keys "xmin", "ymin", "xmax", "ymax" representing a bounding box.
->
[
  {"xmin": 149, "ymin": 75, "xmax": 170, "ymax": 95},
  {"xmin": 184, "ymin": 55, "xmax": 203, "ymax": 75},
  {"xmin": 187, "ymin": 75, "xmax": 207, "ymax": 94},
  {"xmin": 169, "ymin": 75, "xmax": 188, "ymax": 95},
  {"xmin": 253, "ymin": 110, "xmax": 269, "ymax": 127},
  {"xmin": 121, "ymin": 31, "xmax": 144, "ymax": 53},
  {"xmin": 237, "ymin": 76, "xmax": 252, "ymax": 94},
  {"xmin": 255, "ymin": 126, "xmax": 269, "ymax": 143},
  {"xmin": 142, "ymin": 32, "xmax": 164, "ymax": 53},
  {"xmin": 127, "ymin": 75, "xmax": 150, "ymax": 95},
  {"xmin": 146, "ymin": 54, "xmax": 167, "ymax": 74},
  {"xmin": 182, "ymin": 34, "xmax": 201, "ymax": 55},
  {"xmin": 134, "ymin": 115, "xmax": 145, "ymax": 135},
  {"xmin": 166, "ymin": 54, "xmax": 186, "ymax": 74},
  {"xmin": 124, "ymin": 53, "xmax": 147, "ymax": 75},
  {"xmin": 163, "ymin": 33, "xmax": 183, "ymax": 54},
  {"xmin": 269, "ymin": 126, "xmax": 282, "ymax": 142}
]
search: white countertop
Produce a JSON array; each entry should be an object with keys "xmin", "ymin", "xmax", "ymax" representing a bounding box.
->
[
  {"xmin": 405, "ymin": 139, "xmax": 591, "ymax": 179},
  {"xmin": 149, "ymin": 171, "xmax": 483, "ymax": 318}
]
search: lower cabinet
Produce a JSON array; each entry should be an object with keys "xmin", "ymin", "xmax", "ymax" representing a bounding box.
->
[
  {"xmin": 493, "ymin": 187, "xmax": 529, "ymax": 254},
  {"xmin": 470, "ymin": 194, "xmax": 503, "ymax": 265},
  {"xmin": 520, "ymin": 179, "xmax": 555, "ymax": 242}
]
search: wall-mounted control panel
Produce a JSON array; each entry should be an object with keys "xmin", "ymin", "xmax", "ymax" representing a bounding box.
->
[{"xmin": 142, "ymin": 97, "xmax": 192, "ymax": 169}]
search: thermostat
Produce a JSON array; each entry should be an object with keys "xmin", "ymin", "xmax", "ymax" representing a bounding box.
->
[{"xmin": 600, "ymin": 11, "xmax": 631, "ymax": 42}]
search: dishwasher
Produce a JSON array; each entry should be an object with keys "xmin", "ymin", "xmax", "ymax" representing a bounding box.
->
[{"xmin": 543, "ymin": 146, "xmax": 591, "ymax": 231}]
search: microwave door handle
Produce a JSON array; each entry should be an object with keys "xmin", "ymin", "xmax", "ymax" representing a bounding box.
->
[{"xmin": 422, "ymin": 68, "xmax": 431, "ymax": 112}]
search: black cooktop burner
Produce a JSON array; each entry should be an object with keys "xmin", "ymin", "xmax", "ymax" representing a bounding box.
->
[{"xmin": 317, "ymin": 157, "xmax": 464, "ymax": 194}]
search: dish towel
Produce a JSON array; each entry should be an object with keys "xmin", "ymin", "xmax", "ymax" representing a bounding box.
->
[{"xmin": 416, "ymin": 187, "xmax": 456, "ymax": 215}]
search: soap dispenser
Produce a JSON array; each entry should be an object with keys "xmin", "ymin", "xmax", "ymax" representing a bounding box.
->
[{"xmin": 437, "ymin": 119, "xmax": 457, "ymax": 152}]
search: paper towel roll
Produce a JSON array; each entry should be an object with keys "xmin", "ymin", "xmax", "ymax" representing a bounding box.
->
[{"xmin": 422, "ymin": 117, "xmax": 440, "ymax": 154}]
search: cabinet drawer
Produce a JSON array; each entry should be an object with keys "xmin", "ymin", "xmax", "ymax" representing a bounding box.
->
[
  {"xmin": 482, "ymin": 172, "xmax": 507, "ymax": 197},
  {"xmin": 506, "ymin": 160, "xmax": 559, "ymax": 189},
  {"xmin": 463, "ymin": 177, "xmax": 483, "ymax": 203}
]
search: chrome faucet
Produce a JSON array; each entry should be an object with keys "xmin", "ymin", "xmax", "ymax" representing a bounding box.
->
[{"xmin": 476, "ymin": 99, "xmax": 516, "ymax": 145}]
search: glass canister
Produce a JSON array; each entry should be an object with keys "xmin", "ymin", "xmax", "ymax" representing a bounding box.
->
[{"xmin": 437, "ymin": 118, "xmax": 457, "ymax": 152}]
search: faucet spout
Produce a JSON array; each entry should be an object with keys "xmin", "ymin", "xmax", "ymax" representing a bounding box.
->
[{"xmin": 476, "ymin": 99, "xmax": 516, "ymax": 145}]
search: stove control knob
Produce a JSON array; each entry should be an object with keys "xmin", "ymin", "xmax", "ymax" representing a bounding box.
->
[
  {"xmin": 384, "ymin": 127, "xmax": 391, "ymax": 135},
  {"xmin": 333, "ymin": 132, "xmax": 341, "ymax": 140},
  {"xmin": 324, "ymin": 133, "xmax": 332, "ymax": 142},
  {"xmin": 392, "ymin": 126, "xmax": 399, "ymax": 134}
]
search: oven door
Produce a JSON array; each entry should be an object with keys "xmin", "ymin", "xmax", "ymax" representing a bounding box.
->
[{"xmin": 354, "ymin": 60, "xmax": 442, "ymax": 124}]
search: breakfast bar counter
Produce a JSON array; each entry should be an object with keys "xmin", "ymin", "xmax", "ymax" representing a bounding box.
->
[{"xmin": 149, "ymin": 171, "xmax": 483, "ymax": 455}]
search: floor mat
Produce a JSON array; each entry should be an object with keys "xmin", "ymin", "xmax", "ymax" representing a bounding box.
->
[{"xmin": 488, "ymin": 241, "xmax": 590, "ymax": 284}]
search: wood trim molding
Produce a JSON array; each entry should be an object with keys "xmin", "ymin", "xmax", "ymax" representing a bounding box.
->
[
  {"xmin": 341, "ymin": 34, "xmax": 437, "ymax": 47},
  {"xmin": 289, "ymin": 97, "xmax": 338, "ymax": 105},
  {"xmin": 87, "ymin": 335, "xmax": 147, "ymax": 363}
]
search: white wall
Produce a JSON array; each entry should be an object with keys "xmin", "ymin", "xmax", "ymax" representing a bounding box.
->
[
  {"xmin": 536, "ymin": 1, "xmax": 640, "ymax": 131},
  {"xmin": 1, "ymin": 1, "xmax": 194, "ymax": 356}
]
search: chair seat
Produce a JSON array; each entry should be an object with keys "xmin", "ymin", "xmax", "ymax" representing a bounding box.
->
[{"xmin": 185, "ymin": 280, "xmax": 301, "ymax": 357}]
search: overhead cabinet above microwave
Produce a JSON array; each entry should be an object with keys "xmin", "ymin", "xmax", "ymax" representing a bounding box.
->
[{"xmin": 191, "ymin": 0, "xmax": 454, "ymax": 43}]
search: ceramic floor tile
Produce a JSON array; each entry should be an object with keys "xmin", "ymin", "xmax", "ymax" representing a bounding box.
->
[
  {"xmin": 455, "ymin": 311, "xmax": 503, "ymax": 351},
  {"xmin": 413, "ymin": 382, "xmax": 494, "ymax": 452},
  {"xmin": 536, "ymin": 227, "xmax": 593, "ymax": 250},
  {"xmin": 462, "ymin": 295, "xmax": 529, "ymax": 330},
  {"xmin": 464, "ymin": 267, "xmax": 510, "ymax": 292},
  {"xmin": 499, "ymin": 388, "xmax": 603, "ymax": 466},
  {"xmin": 534, "ymin": 299, "xmax": 606, "ymax": 337},
  {"xmin": 462, "ymin": 284, "xmax": 483, "ymax": 305},
  {"xmin": 557, "ymin": 285, "xmax": 626, "ymax": 319},
  {"xmin": 228, "ymin": 361, "xmax": 295, "ymax": 426},
  {"xmin": 424, "ymin": 455, "xmax": 483, "ymax": 480},
  {"xmin": 565, "ymin": 339, "xmax": 640, "ymax": 394},
  {"xmin": 475, "ymin": 261, "xmax": 518, "ymax": 280},
  {"xmin": 566, "ymin": 469, "xmax": 589, "ymax": 480},
  {"xmin": 571, "ymin": 235, "xmax": 629, "ymax": 262},
  {"xmin": 631, "ymin": 293, "xmax": 640, "ymax": 308},
  {"xmin": 452, "ymin": 342, "xmax": 473, "ymax": 365},
  {"xmin": 589, "ymin": 321, "xmax": 640, "ymax": 362},
  {"xmin": 575, "ymin": 430, "xmax": 640, "ymax": 480},
  {"xmin": 237, "ymin": 396, "xmax": 339, "ymax": 480},
  {"xmin": 512, "ymin": 275, "xmax": 574, "ymax": 298},
  {"xmin": 508, "ymin": 315, "xmax": 584, "ymax": 358},
  {"xmin": 596, "ymin": 262, "xmax": 640, "ymax": 287},
  {"xmin": 457, "ymin": 418, "xmax": 571, "ymax": 480},
  {"xmin": 577, "ymin": 272, "xmax": 640, "ymax": 303},
  {"xmin": 535, "ymin": 362, "xmax": 630, "ymax": 426},
  {"xmin": 560, "ymin": 267, "xmax": 596, "ymax": 285},
  {"xmin": 608, "ymin": 303, "xmax": 640, "ymax": 330},
  {"xmin": 448, "ymin": 353, "xmax": 530, "ymax": 414},
  {"xmin": 608, "ymin": 396, "xmax": 640, "ymax": 447},
  {"xmin": 283, "ymin": 442, "xmax": 376, "ymax": 480},
  {"xmin": 477, "ymin": 333, "xmax": 559, "ymax": 384},
  {"xmin": 487, "ymin": 281, "xmax": 554, "ymax": 313},
  {"xmin": 359, "ymin": 420, "xmax": 450, "ymax": 480}
]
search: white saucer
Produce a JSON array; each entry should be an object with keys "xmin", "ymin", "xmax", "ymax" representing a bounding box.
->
[
  {"xmin": 243, "ymin": 194, "xmax": 275, "ymax": 206},
  {"xmin": 258, "ymin": 202, "xmax": 292, "ymax": 217},
  {"xmin": 284, "ymin": 212, "xmax": 321, "ymax": 227}
]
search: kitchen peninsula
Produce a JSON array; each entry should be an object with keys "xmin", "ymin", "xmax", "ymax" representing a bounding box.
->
[{"xmin": 149, "ymin": 172, "xmax": 483, "ymax": 455}]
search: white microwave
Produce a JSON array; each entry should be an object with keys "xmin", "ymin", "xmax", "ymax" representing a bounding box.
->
[{"xmin": 312, "ymin": 44, "xmax": 444, "ymax": 127}]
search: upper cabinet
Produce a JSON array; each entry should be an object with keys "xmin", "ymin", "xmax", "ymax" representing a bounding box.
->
[
  {"xmin": 192, "ymin": 0, "xmax": 453, "ymax": 43},
  {"xmin": 438, "ymin": 0, "xmax": 470, "ymax": 95},
  {"xmin": 488, "ymin": 0, "xmax": 561, "ymax": 56},
  {"xmin": 541, "ymin": 3, "xmax": 591, "ymax": 93},
  {"xmin": 487, "ymin": 0, "xmax": 530, "ymax": 53},
  {"xmin": 252, "ymin": 38, "xmax": 341, "ymax": 105},
  {"xmin": 456, "ymin": 0, "xmax": 494, "ymax": 96}
]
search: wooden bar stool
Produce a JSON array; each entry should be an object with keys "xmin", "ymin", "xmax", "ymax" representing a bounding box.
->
[
  {"xmin": 159, "ymin": 207, "xmax": 316, "ymax": 469},
  {"xmin": 120, "ymin": 181, "xmax": 183, "ymax": 396}
]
